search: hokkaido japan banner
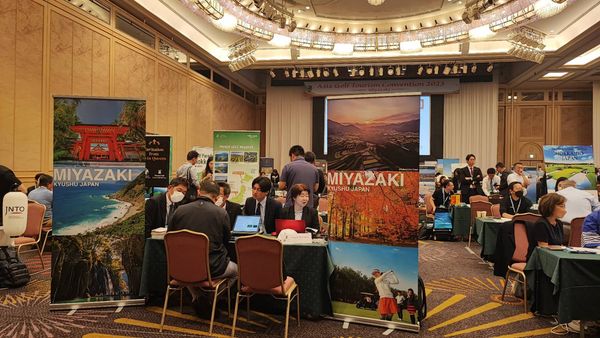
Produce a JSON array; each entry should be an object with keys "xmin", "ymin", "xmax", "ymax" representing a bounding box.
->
[
  {"xmin": 51, "ymin": 97, "xmax": 146, "ymax": 309},
  {"xmin": 543, "ymin": 145, "xmax": 596, "ymax": 192},
  {"xmin": 326, "ymin": 95, "xmax": 420, "ymax": 332}
]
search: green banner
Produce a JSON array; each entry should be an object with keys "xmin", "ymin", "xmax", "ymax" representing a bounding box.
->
[{"xmin": 213, "ymin": 131, "xmax": 260, "ymax": 204}]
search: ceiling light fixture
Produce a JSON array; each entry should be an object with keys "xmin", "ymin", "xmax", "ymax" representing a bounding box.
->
[
  {"xmin": 367, "ymin": 0, "xmax": 386, "ymax": 6},
  {"xmin": 323, "ymin": 68, "xmax": 330, "ymax": 77},
  {"xmin": 284, "ymin": 69, "xmax": 290, "ymax": 77},
  {"xmin": 452, "ymin": 64, "xmax": 458, "ymax": 74},
  {"xmin": 269, "ymin": 33, "xmax": 291, "ymax": 47},
  {"xmin": 316, "ymin": 68, "xmax": 321, "ymax": 77},
  {"xmin": 292, "ymin": 69, "xmax": 298, "ymax": 78},
  {"xmin": 417, "ymin": 65, "xmax": 424, "ymax": 75},
  {"xmin": 300, "ymin": 68, "xmax": 305, "ymax": 77},
  {"xmin": 387, "ymin": 66, "xmax": 394, "ymax": 76},
  {"xmin": 395, "ymin": 65, "xmax": 401, "ymax": 76},
  {"xmin": 358, "ymin": 67, "xmax": 366, "ymax": 76},
  {"xmin": 486, "ymin": 63, "xmax": 494, "ymax": 72},
  {"xmin": 535, "ymin": 0, "xmax": 567, "ymax": 19},
  {"xmin": 369, "ymin": 66, "xmax": 374, "ymax": 76},
  {"xmin": 469, "ymin": 25, "xmax": 496, "ymax": 40},
  {"xmin": 378, "ymin": 66, "xmax": 384, "ymax": 76},
  {"xmin": 461, "ymin": 64, "xmax": 468, "ymax": 73},
  {"xmin": 269, "ymin": 69, "xmax": 276, "ymax": 78},
  {"xmin": 212, "ymin": 11, "xmax": 238, "ymax": 32},
  {"xmin": 434, "ymin": 65, "xmax": 440, "ymax": 74},
  {"xmin": 400, "ymin": 40, "xmax": 422, "ymax": 53},
  {"xmin": 565, "ymin": 44, "xmax": 600, "ymax": 66},
  {"xmin": 307, "ymin": 68, "xmax": 314, "ymax": 78},
  {"xmin": 426, "ymin": 66, "xmax": 433, "ymax": 75},
  {"xmin": 471, "ymin": 64, "xmax": 477, "ymax": 73},
  {"xmin": 332, "ymin": 43, "xmax": 354, "ymax": 55},
  {"xmin": 333, "ymin": 67, "xmax": 339, "ymax": 77},
  {"xmin": 543, "ymin": 71, "xmax": 568, "ymax": 78},
  {"xmin": 443, "ymin": 65, "xmax": 451, "ymax": 75}
]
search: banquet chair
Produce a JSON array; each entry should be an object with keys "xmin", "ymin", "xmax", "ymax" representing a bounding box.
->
[
  {"xmin": 232, "ymin": 235, "xmax": 300, "ymax": 338},
  {"xmin": 512, "ymin": 213, "xmax": 541, "ymax": 224},
  {"xmin": 491, "ymin": 204, "xmax": 501, "ymax": 218},
  {"xmin": 469, "ymin": 195, "xmax": 489, "ymax": 204},
  {"xmin": 469, "ymin": 201, "xmax": 492, "ymax": 247},
  {"xmin": 424, "ymin": 193, "xmax": 435, "ymax": 221},
  {"xmin": 501, "ymin": 221, "xmax": 530, "ymax": 313},
  {"xmin": 39, "ymin": 220, "xmax": 52, "ymax": 254},
  {"xmin": 161, "ymin": 230, "xmax": 233, "ymax": 334},
  {"xmin": 568, "ymin": 217, "xmax": 585, "ymax": 247},
  {"xmin": 15, "ymin": 201, "xmax": 46, "ymax": 269}
]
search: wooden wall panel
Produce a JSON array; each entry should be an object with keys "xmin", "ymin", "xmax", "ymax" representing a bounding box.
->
[
  {"xmin": 559, "ymin": 106, "xmax": 593, "ymax": 145},
  {"xmin": 0, "ymin": 0, "xmax": 258, "ymax": 184},
  {"xmin": 72, "ymin": 22, "xmax": 93, "ymax": 96},
  {"xmin": 13, "ymin": 0, "xmax": 44, "ymax": 171},
  {"xmin": 49, "ymin": 10, "xmax": 73, "ymax": 95},
  {"xmin": 518, "ymin": 106, "xmax": 545, "ymax": 140},
  {"xmin": 0, "ymin": 1, "xmax": 17, "ymax": 167},
  {"xmin": 91, "ymin": 32, "xmax": 110, "ymax": 96}
]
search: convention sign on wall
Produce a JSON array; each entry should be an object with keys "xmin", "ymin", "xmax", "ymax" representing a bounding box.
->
[
  {"xmin": 213, "ymin": 131, "xmax": 260, "ymax": 204},
  {"xmin": 305, "ymin": 78, "xmax": 459, "ymax": 96},
  {"xmin": 145, "ymin": 135, "xmax": 171, "ymax": 188},
  {"xmin": 326, "ymin": 95, "xmax": 420, "ymax": 332},
  {"xmin": 51, "ymin": 97, "xmax": 146, "ymax": 309}
]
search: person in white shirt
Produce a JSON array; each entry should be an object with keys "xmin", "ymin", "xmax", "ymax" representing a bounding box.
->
[
  {"xmin": 482, "ymin": 168, "xmax": 501, "ymax": 196},
  {"xmin": 507, "ymin": 162, "xmax": 530, "ymax": 195},
  {"xmin": 556, "ymin": 180, "xmax": 600, "ymax": 223},
  {"xmin": 372, "ymin": 269, "xmax": 399, "ymax": 321}
]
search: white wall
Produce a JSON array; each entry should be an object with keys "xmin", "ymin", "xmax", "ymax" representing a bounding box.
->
[
  {"xmin": 265, "ymin": 85, "xmax": 313, "ymax": 170},
  {"xmin": 443, "ymin": 82, "xmax": 499, "ymax": 170}
]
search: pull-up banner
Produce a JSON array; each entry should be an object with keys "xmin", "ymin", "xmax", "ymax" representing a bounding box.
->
[
  {"xmin": 543, "ymin": 145, "xmax": 596, "ymax": 192},
  {"xmin": 146, "ymin": 135, "xmax": 171, "ymax": 189},
  {"xmin": 326, "ymin": 95, "xmax": 420, "ymax": 332},
  {"xmin": 213, "ymin": 131, "xmax": 260, "ymax": 204},
  {"xmin": 305, "ymin": 78, "xmax": 459, "ymax": 96},
  {"xmin": 51, "ymin": 97, "xmax": 146, "ymax": 310}
]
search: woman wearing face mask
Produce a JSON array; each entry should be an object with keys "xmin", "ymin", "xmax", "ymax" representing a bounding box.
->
[
  {"xmin": 279, "ymin": 183, "xmax": 320, "ymax": 231},
  {"xmin": 534, "ymin": 193, "xmax": 567, "ymax": 247}
]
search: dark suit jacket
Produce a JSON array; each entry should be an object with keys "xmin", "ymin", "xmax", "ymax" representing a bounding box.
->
[
  {"xmin": 224, "ymin": 200, "xmax": 242, "ymax": 230},
  {"xmin": 459, "ymin": 166, "xmax": 484, "ymax": 199},
  {"xmin": 243, "ymin": 197, "xmax": 282, "ymax": 234},
  {"xmin": 280, "ymin": 205, "xmax": 320, "ymax": 230},
  {"xmin": 145, "ymin": 193, "xmax": 182, "ymax": 238},
  {"xmin": 432, "ymin": 188, "xmax": 452, "ymax": 208},
  {"xmin": 169, "ymin": 196, "xmax": 231, "ymax": 277}
]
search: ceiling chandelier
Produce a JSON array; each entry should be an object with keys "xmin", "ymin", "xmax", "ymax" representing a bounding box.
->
[
  {"xmin": 367, "ymin": 0, "xmax": 385, "ymax": 6},
  {"xmin": 183, "ymin": 0, "xmax": 572, "ymax": 64}
]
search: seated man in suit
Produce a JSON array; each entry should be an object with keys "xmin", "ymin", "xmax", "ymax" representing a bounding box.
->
[
  {"xmin": 243, "ymin": 176, "xmax": 282, "ymax": 234},
  {"xmin": 432, "ymin": 179, "xmax": 454, "ymax": 209},
  {"xmin": 144, "ymin": 177, "xmax": 188, "ymax": 238},
  {"xmin": 500, "ymin": 182, "xmax": 532, "ymax": 219},
  {"xmin": 279, "ymin": 183, "xmax": 320, "ymax": 231},
  {"xmin": 217, "ymin": 182, "xmax": 242, "ymax": 230}
]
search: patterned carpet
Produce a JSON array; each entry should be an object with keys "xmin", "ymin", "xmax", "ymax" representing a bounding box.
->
[{"xmin": 0, "ymin": 241, "xmax": 591, "ymax": 337}]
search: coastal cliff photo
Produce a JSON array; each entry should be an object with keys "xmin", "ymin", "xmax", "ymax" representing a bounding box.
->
[{"xmin": 52, "ymin": 97, "xmax": 146, "ymax": 304}]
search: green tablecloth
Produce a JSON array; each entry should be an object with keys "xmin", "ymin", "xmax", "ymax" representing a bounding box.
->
[
  {"xmin": 451, "ymin": 204, "xmax": 471, "ymax": 236},
  {"xmin": 475, "ymin": 217, "xmax": 511, "ymax": 257},
  {"xmin": 139, "ymin": 238, "xmax": 334, "ymax": 318},
  {"xmin": 524, "ymin": 247, "xmax": 600, "ymax": 323}
]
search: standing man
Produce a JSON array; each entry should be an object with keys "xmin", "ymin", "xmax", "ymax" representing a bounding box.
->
[
  {"xmin": 279, "ymin": 145, "xmax": 319, "ymax": 207},
  {"xmin": 176, "ymin": 150, "xmax": 200, "ymax": 202},
  {"xmin": 496, "ymin": 162, "xmax": 510, "ymax": 196},
  {"xmin": 304, "ymin": 151, "xmax": 326, "ymax": 206},
  {"xmin": 169, "ymin": 180, "xmax": 237, "ymax": 316},
  {"xmin": 244, "ymin": 176, "xmax": 282, "ymax": 234},
  {"xmin": 459, "ymin": 154, "xmax": 483, "ymax": 203},
  {"xmin": 217, "ymin": 182, "xmax": 243, "ymax": 230},
  {"xmin": 507, "ymin": 162, "xmax": 530, "ymax": 194},
  {"xmin": 28, "ymin": 174, "xmax": 54, "ymax": 224},
  {"xmin": 482, "ymin": 168, "xmax": 501, "ymax": 196},
  {"xmin": 144, "ymin": 177, "xmax": 188, "ymax": 238}
]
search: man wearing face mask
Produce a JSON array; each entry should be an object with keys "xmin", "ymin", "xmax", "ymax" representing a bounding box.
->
[
  {"xmin": 500, "ymin": 182, "xmax": 533, "ymax": 219},
  {"xmin": 144, "ymin": 177, "xmax": 188, "ymax": 238},
  {"xmin": 217, "ymin": 182, "xmax": 242, "ymax": 230}
]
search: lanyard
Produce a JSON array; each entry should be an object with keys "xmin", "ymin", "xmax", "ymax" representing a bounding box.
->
[
  {"xmin": 510, "ymin": 197, "xmax": 522, "ymax": 214},
  {"xmin": 442, "ymin": 190, "xmax": 449, "ymax": 205}
]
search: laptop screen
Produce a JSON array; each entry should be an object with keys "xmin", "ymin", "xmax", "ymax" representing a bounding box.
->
[{"xmin": 232, "ymin": 215, "xmax": 261, "ymax": 233}]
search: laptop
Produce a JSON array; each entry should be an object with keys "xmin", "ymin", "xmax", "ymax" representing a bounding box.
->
[
  {"xmin": 231, "ymin": 215, "xmax": 261, "ymax": 236},
  {"xmin": 275, "ymin": 219, "xmax": 306, "ymax": 235}
]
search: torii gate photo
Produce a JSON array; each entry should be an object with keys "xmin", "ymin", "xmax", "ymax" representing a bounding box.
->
[{"xmin": 70, "ymin": 125, "xmax": 129, "ymax": 161}]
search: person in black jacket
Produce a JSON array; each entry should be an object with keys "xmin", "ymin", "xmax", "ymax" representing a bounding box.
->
[
  {"xmin": 500, "ymin": 182, "xmax": 532, "ymax": 219},
  {"xmin": 144, "ymin": 177, "xmax": 188, "ymax": 238},
  {"xmin": 534, "ymin": 193, "xmax": 567, "ymax": 247},
  {"xmin": 432, "ymin": 179, "xmax": 454, "ymax": 209},
  {"xmin": 243, "ymin": 176, "xmax": 282, "ymax": 234},
  {"xmin": 216, "ymin": 182, "xmax": 242, "ymax": 230},
  {"xmin": 168, "ymin": 180, "xmax": 237, "ymax": 317},
  {"xmin": 459, "ymin": 154, "xmax": 484, "ymax": 203},
  {"xmin": 280, "ymin": 183, "xmax": 320, "ymax": 231}
]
